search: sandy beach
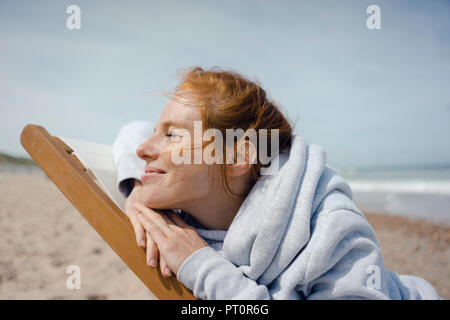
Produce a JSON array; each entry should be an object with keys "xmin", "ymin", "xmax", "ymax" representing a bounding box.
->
[{"xmin": 0, "ymin": 172, "xmax": 448, "ymax": 299}]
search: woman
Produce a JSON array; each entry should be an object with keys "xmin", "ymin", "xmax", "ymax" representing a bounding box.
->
[{"xmin": 113, "ymin": 66, "xmax": 441, "ymax": 300}]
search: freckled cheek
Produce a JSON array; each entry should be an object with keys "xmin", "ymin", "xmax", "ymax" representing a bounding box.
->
[
  {"xmin": 160, "ymin": 144, "xmax": 189, "ymax": 168},
  {"xmin": 166, "ymin": 140, "xmax": 197, "ymax": 163},
  {"xmin": 161, "ymin": 144, "xmax": 215, "ymax": 187},
  {"xmin": 170, "ymin": 164, "xmax": 211, "ymax": 187}
]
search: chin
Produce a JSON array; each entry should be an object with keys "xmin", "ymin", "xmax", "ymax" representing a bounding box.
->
[
  {"xmin": 140, "ymin": 191, "xmax": 175, "ymax": 210},
  {"xmin": 141, "ymin": 197, "xmax": 168, "ymax": 209}
]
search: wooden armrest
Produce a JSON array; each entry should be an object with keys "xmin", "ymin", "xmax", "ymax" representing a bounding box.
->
[{"xmin": 20, "ymin": 124, "xmax": 196, "ymax": 300}]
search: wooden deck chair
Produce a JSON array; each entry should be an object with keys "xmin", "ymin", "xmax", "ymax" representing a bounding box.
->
[{"xmin": 20, "ymin": 124, "xmax": 196, "ymax": 300}]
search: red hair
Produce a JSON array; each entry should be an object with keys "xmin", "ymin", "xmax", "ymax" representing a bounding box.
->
[{"xmin": 167, "ymin": 66, "xmax": 294, "ymax": 197}]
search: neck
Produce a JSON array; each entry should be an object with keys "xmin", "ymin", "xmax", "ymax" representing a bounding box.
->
[
  {"xmin": 180, "ymin": 192, "xmax": 245, "ymax": 231},
  {"xmin": 178, "ymin": 176, "xmax": 253, "ymax": 231}
]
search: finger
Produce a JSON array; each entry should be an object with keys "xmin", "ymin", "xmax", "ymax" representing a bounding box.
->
[
  {"xmin": 166, "ymin": 211, "xmax": 191, "ymax": 228},
  {"xmin": 137, "ymin": 211, "xmax": 167, "ymax": 243},
  {"xmin": 145, "ymin": 232, "xmax": 158, "ymax": 268},
  {"xmin": 156, "ymin": 210, "xmax": 180, "ymax": 230},
  {"xmin": 159, "ymin": 255, "xmax": 172, "ymax": 277},
  {"xmin": 129, "ymin": 215, "xmax": 147, "ymax": 248},
  {"xmin": 135, "ymin": 203, "xmax": 172, "ymax": 236}
]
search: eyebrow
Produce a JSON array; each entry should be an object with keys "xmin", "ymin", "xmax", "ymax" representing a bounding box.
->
[{"xmin": 154, "ymin": 120, "xmax": 190, "ymax": 133}]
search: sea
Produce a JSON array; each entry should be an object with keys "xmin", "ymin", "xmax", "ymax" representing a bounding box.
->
[
  {"xmin": 337, "ymin": 166, "xmax": 450, "ymax": 225},
  {"xmin": 1, "ymin": 162, "xmax": 449, "ymax": 226}
]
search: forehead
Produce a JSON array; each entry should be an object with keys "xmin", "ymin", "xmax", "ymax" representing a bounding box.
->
[{"xmin": 158, "ymin": 97, "xmax": 202, "ymax": 128}]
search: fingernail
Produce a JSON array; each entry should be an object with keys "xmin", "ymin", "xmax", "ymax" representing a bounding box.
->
[
  {"xmin": 137, "ymin": 213, "xmax": 143, "ymax": 218},
  {"xmin": 149, "ymin": 258, "xmax": 157, "ymax": 267},
  {"xmin": 140, "ymin": 240, "xmax": 146, "ymax": 248},
  {"xmin": 165, "ymin": 267, "xmax": 172, "ymax": 276}
]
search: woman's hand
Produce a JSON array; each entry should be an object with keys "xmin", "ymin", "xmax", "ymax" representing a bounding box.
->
[
  {"xmin": 135, "ymin": 202, "xmax": 209, "ymax": 275},
  {"xmin": 124, "ymin": 179, "xmax": 174, "ymax": 277}
]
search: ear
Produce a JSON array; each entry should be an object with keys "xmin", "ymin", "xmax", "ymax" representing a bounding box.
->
[{"xmin": 227, "ymin": 139, "xmax": 257, "ymax": 178}]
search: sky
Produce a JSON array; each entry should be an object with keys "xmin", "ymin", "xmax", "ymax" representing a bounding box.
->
[{"xmin": 1, "ymin": 0, "xmax": 449, "ymax": 169}]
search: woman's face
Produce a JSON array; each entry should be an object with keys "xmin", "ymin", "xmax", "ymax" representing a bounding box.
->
[{"xmin": 136, "ymin": 97, "xmax": 220, "ymax": 210}]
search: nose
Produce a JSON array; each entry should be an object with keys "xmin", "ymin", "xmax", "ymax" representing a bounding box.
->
[{"xmin": 136, "ymin": 138, "xmax": 159, "ymax": 161}]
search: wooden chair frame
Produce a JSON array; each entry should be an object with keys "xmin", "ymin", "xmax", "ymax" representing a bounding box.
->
[{"xmin": 20, "ymin": 124, "xmax": 196, "ymax": 300}]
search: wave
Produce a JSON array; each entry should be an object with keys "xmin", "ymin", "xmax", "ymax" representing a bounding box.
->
[{"xmin": 347, "ymin": 179, "xmax": 450, "ymax": 195}]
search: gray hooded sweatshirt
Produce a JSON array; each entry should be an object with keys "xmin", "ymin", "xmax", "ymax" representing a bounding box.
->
[{"xmin": 113, "ymin": 121, "xmax": 441, "ymax": 300}]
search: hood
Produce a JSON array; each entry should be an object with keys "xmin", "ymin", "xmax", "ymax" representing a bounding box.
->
[{"xmin": 220, "ymin": 134, "xmax": 354, "ymax": 285}]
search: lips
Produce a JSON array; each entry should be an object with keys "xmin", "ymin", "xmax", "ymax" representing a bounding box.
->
[
  {"xmin": 142, "ymin": 166, "xmax": 166, "ymax": 182},
  {"xmin": 145, "ymin": 166, "xmax": 166, "ymax": 174}
]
